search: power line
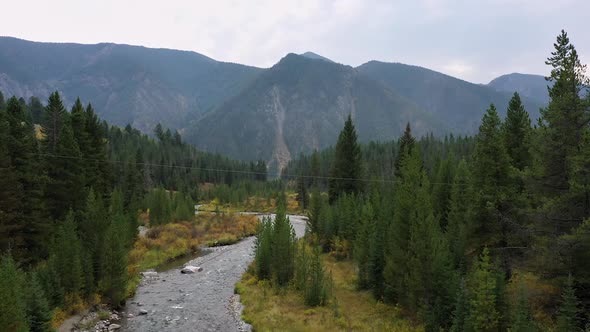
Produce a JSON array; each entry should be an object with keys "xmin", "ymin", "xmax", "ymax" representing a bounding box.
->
[{"xmin": 30, "ymin": 152, "xmax": 471, "ymax": 186}]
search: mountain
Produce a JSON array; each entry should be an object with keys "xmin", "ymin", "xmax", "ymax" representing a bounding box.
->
[
  {"xmin": 0, "ymin": 37, "xmax": 262, "ymax": 132},
  {"xmin": 0, "ymin": 37, "xmax": 550, "ymax": 171},
  {"xmin": 186, "ymin": 53, "xmax": 440, "ymax": 173},
  {"xmin": 300, "ymin": 52, "xmax": 334, "ymax": 63},
  {"xmin": 357, "ymin": 61, "xmax": 545, "ymax": 133},
  {"xmin": 487, "ymin": 73, "xmax": 550, "ymax": 105}
]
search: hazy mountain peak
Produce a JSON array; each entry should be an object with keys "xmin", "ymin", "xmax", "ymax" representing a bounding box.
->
[
  {"xmin": 487, "ymin": 72, "xmax": 549, "ymax": 104},
  {"xmin": 300, "ymin": 51, "xmax": 334, "ymax": 63}
]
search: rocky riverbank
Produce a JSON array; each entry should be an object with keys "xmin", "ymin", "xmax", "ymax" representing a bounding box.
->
[{"xmin": 120, "ymin": 214, "xmax": 307, "ymax": 332}]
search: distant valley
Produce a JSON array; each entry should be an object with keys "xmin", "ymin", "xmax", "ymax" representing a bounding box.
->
[{"xmin": 0, "ymin": 37, "xmax": 549, "ymax": 170}]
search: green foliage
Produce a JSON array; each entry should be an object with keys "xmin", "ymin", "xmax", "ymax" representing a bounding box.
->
[
  {"xmin": 296, "ymin": 175, "xmax": 309, "ymax": 210},
  {"xmin": 100, "ymin": 214, "xmax": 128, "ymax": 307},
  {"xmin": 467, "ymin": 248, "xmax": 500, "ymax": 332},
  {"xmin": 307, "ymin": 188, "xmax": 323, "ymax": 236},
  {"xmin": 270, "ymin": 195, "xmax": 296, "ymax": 286},
  {"xmin": 556, "ymin": 275, "xmax": 580, "ymax": 332},
  {"xmin": 384, "ymin": 148, "xmax": 424, "ymax": 303},
  {"xmin": 450, "ymin": 279, "xmax": 468, "ymax": 332},
  {"xmin": 25, "ymin": 273, "xmax": 53, "ymax": 332},
  {"xmin": 328, "ymin": 114, "xmax": 363, "ymax": 203},
  {"xmin": 432, "ymin": 152, "xmax": 455, "ymax": 229},
  {"xmin": 303, "ymin": 246, "xmax": 331, "ymax": 307},
  {"xmin": 254, "ymin": 194, "xmax": 296, "ymax": 287},
  {"xmin": 0, "ymin": 255, "xmax": 28, "ymax": 332},
  {"xmin": 50, "ymin": 211, "xmax": 83, "ymax": 299},
  {"xmin": 446, "ymin": 159, "xmax": 472, "ymax": 270},
  {"xmin": 394, "ymin": 122, "xmax": 415, "ymax": 176},
  {"xmin": 353, "ymin": 202, "xmax": 374, "ymax": 289},
  {"xmin": 254, "ymin": 216, "xmax": 273, "ymax": 280},
  {"xmin": 503, "ymin": 92, "xmax": 532, "ymax": 171},
  {"xmin": 148, "ymin": 188, "xmax": 172, "ymax": 225},
  {"xmin": 540, "ymin": 30, "xmax": 589, "ymax": 197}
]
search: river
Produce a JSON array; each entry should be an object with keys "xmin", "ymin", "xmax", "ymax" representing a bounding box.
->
[{"xmin": 120, "ymin": 214, "xmax": 307, "ymax": 332}]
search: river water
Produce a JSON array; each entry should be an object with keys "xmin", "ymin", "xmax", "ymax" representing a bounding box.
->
[{"xmin": 121, "ymin": 214, "xmax": 307, "ymax": 332}]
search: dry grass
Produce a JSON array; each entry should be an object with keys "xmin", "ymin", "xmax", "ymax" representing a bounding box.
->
[
  {"xmin": 129, "ymin": 213, "xmax": 259, "ymax": 272},
  {"xmin": 200, "ymin": 192, "xmax": 302, "ymax": 214},
  {"xmin": 237, "ymin": 255, "xmax": 421, "ymax": 332},
  {"xmin": 506, "ymin": 270, "xmax": 560, "ymax": 326}
]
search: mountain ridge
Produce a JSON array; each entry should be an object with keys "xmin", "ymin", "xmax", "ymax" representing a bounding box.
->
[{"xmin": 0, "ymin": 37, "xmax": 549, "ymax": 170}]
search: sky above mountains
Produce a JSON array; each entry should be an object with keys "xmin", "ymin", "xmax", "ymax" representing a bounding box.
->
[{"xmin": 1, "ymin": 0, "xmax": 588, "ymax": 83}]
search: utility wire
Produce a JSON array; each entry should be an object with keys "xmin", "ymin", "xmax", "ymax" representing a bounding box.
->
[{"xmin": 30, "ymin": 152, "xmax": 471, "ymax": 186}]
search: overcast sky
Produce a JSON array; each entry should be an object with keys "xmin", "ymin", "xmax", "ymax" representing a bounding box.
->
[{"xmin": 1, "ymin": 0, "xmax": 588, "ymax": 83}]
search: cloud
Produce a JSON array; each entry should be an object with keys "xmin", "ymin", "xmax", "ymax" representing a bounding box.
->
[
  {"xmin": 0, "ymin": 0, "xmax": 588, "ymax": 83},
  {"xmin": 441, "ymin": 61, "xmax": 475, "ymax": 79}
]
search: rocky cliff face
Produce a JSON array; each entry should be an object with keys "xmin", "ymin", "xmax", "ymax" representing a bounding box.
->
[{"xmin": 187, "ymin": 54, "xmax": 438, "ymax": 174}]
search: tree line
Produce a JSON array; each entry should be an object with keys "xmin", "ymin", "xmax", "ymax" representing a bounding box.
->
[
  {"xmin": 292, "ymin": 30, "xmax": 590, "ymax": 331},
  {"xmin": 0, "ymin": 90, "xmax": 269, "ymax": 331}
]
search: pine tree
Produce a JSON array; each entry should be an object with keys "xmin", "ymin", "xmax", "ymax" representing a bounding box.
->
[
  {"xmin": 100, "ymin": 214, "xmax": 129, "ymax": 307},
  {"xmin": 4, "ymin": 97, "xmax": 47, "ymax": 261},
  {"xmin": 70, "ymin": 98, "xmax": 88, "ymax": 152},
  {"xmin": 384, "ymin": 148, "xmax": 423, "ymax": 303},
  {"xmin": 407, "ymin": 175, "xmax": 456, "ymax": 329},
  {"xmin": 149, "ymin": 188, "xmax": 172, "ymax": 225},
  {"xmin": 304, "ymin": 245, "xmax": 330, "ymax": 307},
  {"xmin": 446, "ymin": 159, "xmax": 472, "ymax": 270},
  {"xmin": 394, "ymin": 122, "xmax": 415, "ymax": 177},
  {"xmin": 354, "ymin": 202, "xmax": 374, "ymax": 289},
  {"xmin": 254, "ymin": 216, "xmax": 273, "ymax": 280},
  {"xmin": 28, "ymin": 96, "xmax": 44, "ymax": 124},
  {"xmin": 471, "ymin": 104, "xmax": 513, "ymax": 272},
  {"xmin": 307, "ymin": 188, "xmax": 323, "ymax": 236},
  {"xmin": 270, "ymin": 194, "xmax": 296, "ymax": 286},
  {"xmin": 540, "ymin": 30, "xmax": 589, "ymax": 196},
  {"xmin": 80, "ymin": 189, "xmax": 108, "ymax": 286},
  {"xmin": 385, "ymin": 147, "xmax": 456, "ymax": 328},
  {"xmin": 450, "ymin": 279, "xmax": 468, "ymax": 332},
  {"xmin": 44, "ymin": 118, "xmax": 85, "ymax": 219},
  {"xmin": 310, "ymin": 150, "xmax": 321, "ymax": 187},
  {"xmin": 51, "ymin": 211, "xmax": 83, "ymax": 298},
  {"xmin": 432, "ymin": 153, "xmax": 455, "ymax": 229},
  {"xmin": 296, "ymin": 175, "xmax": 309, "ymax": 210},
  {"xmin": 556, "ymin": 275, "xmax": 580, "ymax": 332},
  {"xmin": 328, "ymin": 114, "xmax": 363, "ymax": 203},
  {"xmin": 569, "ymin": 128, "xmax": 590, "ymax": 222},
  {"xmin": 0, "ymin": 255, "xmax": 28, "ymax": 332},
  {"xmin": 25, "ymin": 272, "xmax": 53, "ymax": 332},
  {"xmin": 503, "ymin": 92, "xmax": 532, "ymax": 171},
  {"xmin": 154, "ymin": 123, "xmax": 165, "ymax": 141},
  {"xmin": 83, "ymin": 103, "xmax": 111, "ymax": 196},
  {"xmin": 42, "ymin": 91, "xmax": 66, "ymax": 154},
  {"xmin": 467, "ymin": 248, "xmax": 499, "ymax": 332},
  {"xmin": 0, "ymin": 110, "xmax": 24, "ymax": 255},
  {"xmin": 369, "ymin": 194, "xmax": 388, "ymax": 298}
]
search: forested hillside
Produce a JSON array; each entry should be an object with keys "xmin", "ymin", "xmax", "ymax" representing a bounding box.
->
[
  {"xmin": 488, "ymin": 73, "xmax": 550, "ymax": 105},
  {"xmin": 0, "ymin": 37, "xmax": 262, "ymax": 132},
  {"xmin": 0, "ymin": 37, "xmax": 550, "ymax": 171},
  {"xmin": 188, "ymin": 53, "xmax": 441, "ymax": 173},
  {"xmin": 356, "ymin": 61, "xmax": 545, "ymax": 133},
  {"xmin": 0, "ymin": 90, "xmax": 266, "ymax": 331},
  {"xmin": 254, "ymin": 30, "xmax": 590, "ymax": 331}
]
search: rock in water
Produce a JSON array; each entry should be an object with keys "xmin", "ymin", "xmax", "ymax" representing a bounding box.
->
[
  {"xmin": 108, "ymin": 323, "xmax": 121, "ymax": 330},
  {"xmin": 138, "ymin": 309, "xmax": 148, "ymax": 315},
  {"xmin": 180, "ymin": 265, "xmax": 203, "ymax": 274}
]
